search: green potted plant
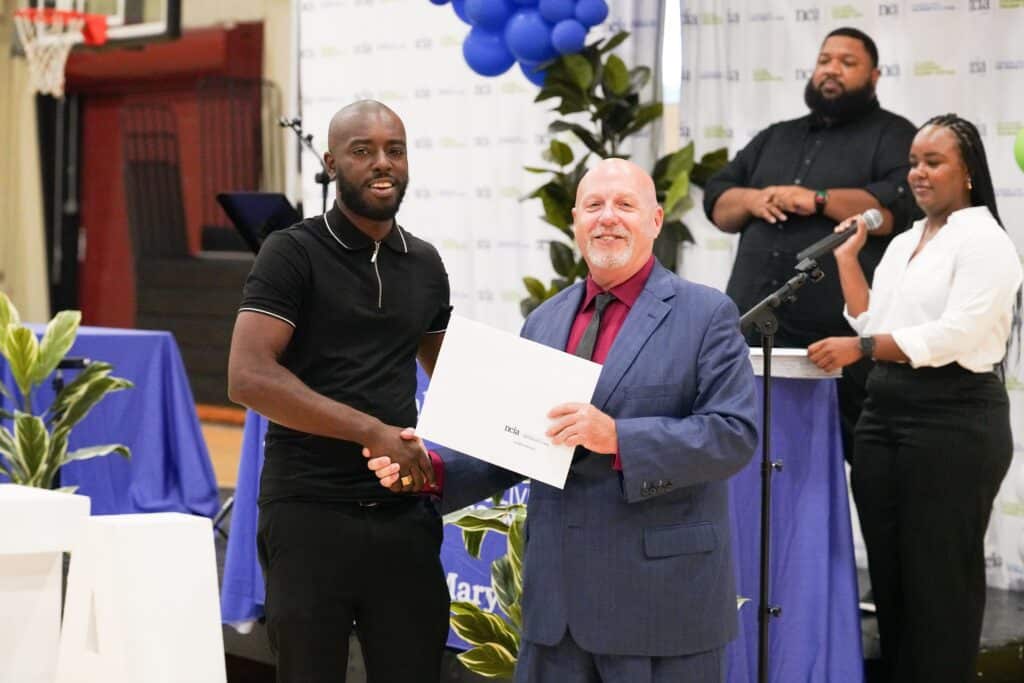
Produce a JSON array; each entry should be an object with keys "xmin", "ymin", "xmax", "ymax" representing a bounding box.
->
[
  {"xmin": 0, "ymin": 292, "xmax": 133, "ymax": 491},
  {"xmin": 521, "ymin": 31, "xmax": 729, "ymax": 317},
  {"xmin": 445, "ymin": 501, "xmax": 526, "ymax": 680}
]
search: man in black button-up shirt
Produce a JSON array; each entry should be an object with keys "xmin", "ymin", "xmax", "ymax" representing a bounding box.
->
[
  {"xmin": 704, "ymin": 27, "xmax": 916, "ymax": 459},
  {"xmin": 228, "ymin": 101, "xmax": 452, "ymax": 682}
]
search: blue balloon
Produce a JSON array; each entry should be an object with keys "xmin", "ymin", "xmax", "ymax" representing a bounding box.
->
[
  {"xmin": 465, "ymin": 0, "xmax": 513, "ymax": 30},
  {"xmin": 519, "ymin": 59, "xmax": 548, "ymax": 86},
  {"xmin": 511, "ymin": 0, "xmax": 538, "ymax": 5},
  {"xmin": 428, "ymin": 0, "xmax": 449, "ymax": 5},
  {"xmin": 462, "ymin": 27, "xmax": 516, "ymax": 76},
  {"xmin": 451, "ymin": 0, "xmax": 472, "ymax": 24},
  {"xmin": 538, "ymin": 0, "xmax": 574, "ymax": 23},
  {"xmin": 575, "ymin": 0, "xmax": 608, "ymax": 27},
  {"xmin": 551, "ymin": 18, "xmax": 586, "ymax": 54},
  {"xmin": 504, "ymin": 9, "xmax": 556, "ymax": 62}
]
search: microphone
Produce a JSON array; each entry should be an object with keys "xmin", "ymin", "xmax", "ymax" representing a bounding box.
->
[
  {"xmin": 795, "ymin": 208, "xmax": 883, "ymax": 264},
  {"xmin": 278, "ymin": 117, "xmax": 301, "ymax": 128}
]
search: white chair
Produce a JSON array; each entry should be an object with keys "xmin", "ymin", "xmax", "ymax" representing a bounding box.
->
[
  {"xmin": 0, "ymin": 484, "xmax": 90, "ymax": 683},
  {"xmin": 56, "ymin": 512, "xmax": 226, "ymax": 683}
]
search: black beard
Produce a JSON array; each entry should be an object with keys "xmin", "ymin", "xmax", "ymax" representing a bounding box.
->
[
  {"xmin": 337, "ymin": 174, "xmax": 408, "ymax": 221},
  {"xmin": 804, "ymin": 78, "xmax": 878, "ymax": 124}
]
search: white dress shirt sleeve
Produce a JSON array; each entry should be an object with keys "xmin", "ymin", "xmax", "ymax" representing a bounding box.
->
[
  {"xmin": 891, "ymin": 234, "xmax": 1022, "ymax": 368},
  {"xmin": 844, "ymin": 301, "xmax": 871, "ymax": 335}
]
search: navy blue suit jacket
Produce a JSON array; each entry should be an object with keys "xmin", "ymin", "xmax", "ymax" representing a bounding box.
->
[{"xmin": 440, "ymin": 263, "xmax": 759, "ymax": 657}]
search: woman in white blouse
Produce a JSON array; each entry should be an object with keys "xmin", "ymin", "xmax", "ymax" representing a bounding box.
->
[{"xmin": 808, "ymin": 114, "xmax": 1022, "ymax": 683}]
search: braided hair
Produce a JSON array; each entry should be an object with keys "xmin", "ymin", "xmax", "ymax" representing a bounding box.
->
[
  {"xmin": 921, "ymin": 113, "xmax": 1001, "ymax": 226},
  {"xmin": 921, "ymin": 113, "xmax": 1020, "ymax": 373}
]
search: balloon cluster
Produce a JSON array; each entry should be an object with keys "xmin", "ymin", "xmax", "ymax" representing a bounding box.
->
[{"xmin": 429, "ymin": 0, "xmax": 609, "ymax": 86}]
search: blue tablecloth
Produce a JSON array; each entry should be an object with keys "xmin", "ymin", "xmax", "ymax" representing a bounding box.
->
[
  {"xmin": 221, "ymin": 376, "xmax": 862, "ymax": 682},
  {"xmin": 0, "ymin": 325, "xmax": 220, "ymax": 517}
]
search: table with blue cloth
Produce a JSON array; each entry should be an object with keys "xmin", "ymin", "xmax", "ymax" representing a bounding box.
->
[
  {"xmin": 0, "ymin": 325, "xmax": 220, "ymax": 517},
  {"xmin": 221, "ymin": 372, "xmax": 862, "ymax": 682}
]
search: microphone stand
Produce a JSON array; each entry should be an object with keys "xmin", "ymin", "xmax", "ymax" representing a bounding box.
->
[
  {"xmin": 278, "ymin": 117, "xmax": 332, "ymax": 215},
  {"xmin": 739, "ymin": 258, "xmax": 825, "ymax": 683}
]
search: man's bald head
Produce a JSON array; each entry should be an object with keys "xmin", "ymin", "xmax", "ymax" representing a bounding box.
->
[
  {"xmin": 572, "ymin": 158, "xmax": 663, "ymax": 289},
  {"xmin": 327, "ymin": 100, "xmax": 405, "ymax": 153},
  {"xmin": 575, "ymin": 158, "xmax": 659, "ymax": 209}
]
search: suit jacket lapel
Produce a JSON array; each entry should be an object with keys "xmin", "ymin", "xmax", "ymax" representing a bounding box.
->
[
  {"xmin": 530, "ymin": 283, "xmax": 585, "ymax": 351},
  {"xmin": 591, "ymin": 264, "xmax": 675, "ymax": 411}
]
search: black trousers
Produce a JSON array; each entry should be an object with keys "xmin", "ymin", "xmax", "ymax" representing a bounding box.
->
[
  {"xmin": 851, "ymin": 363, "xmax": 1012, "ymax": 683},
  {"xmin": 257, "ymin": 497, "xmax": 450, "ymax": 683}
]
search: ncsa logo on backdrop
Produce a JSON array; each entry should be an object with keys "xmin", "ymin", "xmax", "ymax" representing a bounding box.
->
[
  {"xmin": 795, "ymin": 8, "xmax": 821, "ymax": 21},
  {"xmin": 969, "ymin": 0, "xmax": 990, "ymax": 10},
  {"xmin": 681, "ymin": 11, "xmax": 699, "ymax": 25},
  {"xmin": 969, "ymin": 59, "xmax": 987, "ymax": 75},
  {"xmin": 878, "ymin": 2, "xmax": 899, "ymax": 15},
  {"xmin": 795, "ymin": 67, "xmax": 815, "ymax": 81},
  {"xmin": 879, "ymin": 64, "xmax": 901, "ymax": 77}
]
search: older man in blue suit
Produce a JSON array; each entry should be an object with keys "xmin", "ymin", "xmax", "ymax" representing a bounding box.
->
[{"xmin": 367, "ymin": 158, "xmax": 759, "ymax": 682}]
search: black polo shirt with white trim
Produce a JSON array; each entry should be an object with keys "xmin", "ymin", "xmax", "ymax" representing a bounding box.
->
[{"xmin": 239, "ymin": 202, "xmax": 451, "ymax": 503}]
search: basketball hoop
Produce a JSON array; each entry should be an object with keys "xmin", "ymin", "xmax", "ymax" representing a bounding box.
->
[{"xmin": 13, "ymin": 7, "xmax": 107, "ymax": 98}]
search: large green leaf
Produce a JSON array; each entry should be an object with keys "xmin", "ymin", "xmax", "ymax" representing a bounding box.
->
[
  {"xmin": 4, "ymin": 327, "xmax": 40, "ymax": 398},
  {"xmin": 598, "ymin": 31, "xmax": 630, "ymax": 54},
  {"xmin": 545, "ymin": 139, "xmax": 574, "ymax": 167},
  {"xmin": 537, "ymin": 187, "xmax": 571, "ymax": 231},
  {"xmin": 31, "ymin": 311, "xmax": 81, "ymax": 385},
  {"xmin": 449, "ymin": 601, "xmax": 519, "ymax": 653},
  {"xmin": 602, "ymin": 54, "xmax": 630, "ymax": 96},
  {"xmin": 463, "ymin": 528, "xmax": 485, "ymax": 559},
  {"xmin": 451, "ymin": 515, "xmax": 512, "ymax": 534},
  {"xmin": 47, "ymin": 361, "xmax": 113, "ymax": 423},
  {"xmin": 51, "ymin": 375, "xmax": 133, "ymax": 437},
  {"xmin": 628, "ymin": 65, "xmax": 652, "ymax": 92},
  {"xmin": 691, "ymin": 147, "xmax": 731, "ymax": 187},
  {"xmin": 38, "ymin": 429, "xmax": 70, "ymax": 491},
  {"xmin": 507, "ymin": 517, "xmax": 525, "ymax": 586},
  {"xmin": 15, "ymin": 413, "xmax": 48, "ymax": 482},
  {"xmin": 65, "ymin": 444, "xmax": 130, "ymax": 463},
  {"xmin": 0, "ymin": 424, "xmax": 28, "ymax": 481},
  {"xmin": 548, "ymin": 121, "xmax": 606, "ymax": 157},
  {"xmin": 620, "ymin": 102, "xmax": 664, "ymax": 139},
  {"xmin": 522, "ymin": 277, "xmax": 547, "ymax": 303},
  {"xmin": 663, "ymin": 170, "xmax": 691, "ymax": 216},
  {"xmin": 0, "ymin": 292, "xmax": 20, "ymax": 332},
  {"xmin": 561, "ymin": 54, "xmax": 594, "ymax": 91},
  {"xmin": 549, "ymin": 242, "xmax": 576, "ymax": 278},
  {"xmin": 491, "ymin": 556, "xmax": 521, "ymax": 629},
  {"xmin": 456, "ymin": 642, "xmax": 517, "ymax": 679}
]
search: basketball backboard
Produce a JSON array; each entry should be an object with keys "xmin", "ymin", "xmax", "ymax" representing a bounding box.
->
[{"xmin": 15, "ymin": 0, "xmax": 180, "ymax": 50}]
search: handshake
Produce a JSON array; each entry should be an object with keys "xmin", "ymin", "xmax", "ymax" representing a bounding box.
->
[{"xmin": 363, "ymin": 401, "xmax": 619, "ymax": 494}]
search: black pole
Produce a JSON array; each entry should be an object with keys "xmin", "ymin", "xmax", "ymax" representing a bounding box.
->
[{"xmin": 739, "ymin": 262, "xmax": 824, "ymax": 683}]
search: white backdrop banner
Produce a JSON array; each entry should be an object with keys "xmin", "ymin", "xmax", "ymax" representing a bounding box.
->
[
  {"xmin": 298, "ymin": 0, "xmax": 662, "ymax": 335},
  {"xmin": 675, "ymin": 0, "xmax": 1024, "ymax": 591}
]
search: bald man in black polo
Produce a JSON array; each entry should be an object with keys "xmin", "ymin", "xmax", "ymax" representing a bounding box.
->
[{"xmin": 228, "ymin": 101, "xmax": 452, "ymax": 683}]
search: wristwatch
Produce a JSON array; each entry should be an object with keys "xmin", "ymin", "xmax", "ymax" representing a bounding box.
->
[
  {"xmin": 814, "ymin": 189, "xmax": 829, "ymax": 215},
  {"xmin": 858, "ymin": 335, "xmax": 876, "ymax": 360}
]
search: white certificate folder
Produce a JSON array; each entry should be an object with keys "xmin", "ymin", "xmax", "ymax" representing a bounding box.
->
[{"xmin": 416, "ymin": 314, "xmax": 602, "ymax": 489}]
